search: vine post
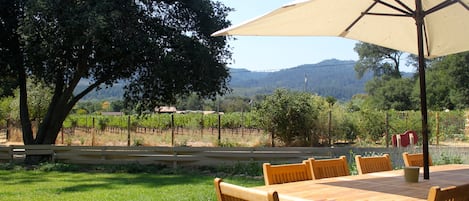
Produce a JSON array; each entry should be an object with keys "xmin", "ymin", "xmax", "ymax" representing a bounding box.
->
[
  {"xmin": 435, "ymin": 112, "xmax": 440, "ymax": 145},
  {"xmin": 127, "ymin": 115, "xmax": 131, "ymax": 146},
  {"xmin": 92, "ymin": 117, "xmax": 95, "ymax": 146},
  {"xmin": 218, "ymin": 113, "xmax": 221, "ymax": 144},
  {"xmin": 171, "ymin": 114, "xmax": 175, "ymax": 147}
]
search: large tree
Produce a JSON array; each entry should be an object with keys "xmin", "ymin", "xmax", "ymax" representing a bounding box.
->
[
  {"xmin": 354, "ymin": 42, "xmax": 420, "ymax": 110},
  {"xmin": 354, "ymin": 42, "xmax": 404, "ymax": 79},
  {"xmin": 0, "ymin": 0, "xmax": 232, "ymax": 151}
]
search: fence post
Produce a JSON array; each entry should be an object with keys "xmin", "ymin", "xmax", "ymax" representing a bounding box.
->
[
  {"xmin": 241, "ymin": 107, "xmax": 244, "ymax": 137},
  {"xmin": 435, "ymin": 112, "xmax": 440, "ymax": 145},
  {"xmin": 127, "ymin": 115, "xmax": 131, "ymax": 146},
  {"xmin": 6, "ymin": 119, "xmax": 9, "ymax": 140},
  {"xmin": 171, "ymin": 113, "xmax": 175, "ymax": 147},
  {"xmin": 271, "ymin": 129, "xmax": 275, "ymax": 147},
  {"xmin": 328, "ymin": 109, "xmax": 332, "ymax": 146},
  {"xmin": 200, "ymin": 112, "xmax": 204, "ymax": 137},
  {"xmin": 218, "ymin": 113, "xmax": 221, "ymax": 144},
  {"xmin": 385, "ymin": 112, "xmax": 389, "ymax": 148},
  {"xmin": 92, "ymin": 117, "xmax": 95, "ymax": 146}
]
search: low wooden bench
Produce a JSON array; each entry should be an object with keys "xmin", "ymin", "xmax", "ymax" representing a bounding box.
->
[
  {"xmin": 11, "ymin": 145, "xmax": 56, "ymax": 162},
  {"xmin": 0, "ymin": 146, "xmax": 12, "ymax": 162}
]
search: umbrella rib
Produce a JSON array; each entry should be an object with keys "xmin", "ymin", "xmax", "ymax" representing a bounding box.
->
[
  {"xmin": 375, "ymin": 0, "xmax": 414, "ymax": 16},
  {"xmin": 341, "ymin": 1, "xmax": 379, "ymax": 36},
  {"xmin": 365, "ymin": 12, "xmax": 410, "ymax": 17},
  {"xmin": 425, "ymin": 0, "xmax": 459, "ymax": 15},
  {"xmin": 393, "ymin": 0, "xmax": 415, "ymax": 14},
  {"xmin": 458, "ymin": 1, "xmax": 469, "ymax": 10}
]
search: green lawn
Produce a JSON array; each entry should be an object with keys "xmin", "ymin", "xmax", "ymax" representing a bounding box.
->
[{"xmin": 0, "ymin": 164, "xmax": 264, "ymax": 201}]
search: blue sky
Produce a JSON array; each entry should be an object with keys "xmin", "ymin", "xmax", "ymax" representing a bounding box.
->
[
  {"xmin": 217, "ymin": 0, "xmax": 416, "ymax": 73},
  {"xmin": 217, "ymin": 0, "xmax": 359, "ymax": 72}
]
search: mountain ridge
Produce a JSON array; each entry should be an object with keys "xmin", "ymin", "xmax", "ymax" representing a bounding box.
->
[
  {"xmin": 228, "ymin": 59, "xmax": 371, "ymax": 100},
  {"xmin": 78, "ymin": 59, "xmax": 380, "ymax": 101}
]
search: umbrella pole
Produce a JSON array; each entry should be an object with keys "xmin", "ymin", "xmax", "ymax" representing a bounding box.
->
[{"xmin": 416, "ymin": 0, "xmax": 430, "ymax": 180}]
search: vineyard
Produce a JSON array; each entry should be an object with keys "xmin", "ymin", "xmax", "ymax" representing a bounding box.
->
[
  {"xmin": 4, "ymin": 110, "xmax": 468, "ymax": 147},
  {"xmin": 6, "ymin": 112, "xmax": 271, "ymax": 147},
  {"xmin": 64, "ymin": 112, "xmax": 260, "ymax": 130}
]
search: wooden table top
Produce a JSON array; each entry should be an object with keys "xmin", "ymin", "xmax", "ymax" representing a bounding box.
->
[{"xmin": 254, "ymin": 164, "xmax": 469, "ymax": 201}]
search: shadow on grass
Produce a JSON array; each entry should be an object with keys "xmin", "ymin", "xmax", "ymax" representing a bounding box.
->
[
  {"xmin": 0, "ymin": 170, "xmax": 54, "ymax": 185},
  {"xmin": 58, "ymin": 173, "xmax": 213, "ymax": 193},
  {"xmin": 0, "ymin": 162, "xmax": 264, "ymax": 198}
]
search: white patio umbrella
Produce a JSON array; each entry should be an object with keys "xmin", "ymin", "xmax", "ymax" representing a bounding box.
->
[{"xmin": 213, "ymin": 0, "xmax": 469, "ymax": 179}]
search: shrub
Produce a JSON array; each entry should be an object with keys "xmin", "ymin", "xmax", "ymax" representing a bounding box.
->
[
  {"xmin": 435, "ymin": 152, "xmax": 463, "ymax": 165},
  {"xmin": 255, "ymin": 89, "xmax": 321, "ymax": 146}
]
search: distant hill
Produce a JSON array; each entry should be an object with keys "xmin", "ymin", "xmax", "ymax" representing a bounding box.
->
[
  {"xmin": 229, "ymin": 59, "xmax": 372, "ymax": 100},
  {"xmin": 77, "ymin": 59, "xmax": 404, "ymax": 101}
]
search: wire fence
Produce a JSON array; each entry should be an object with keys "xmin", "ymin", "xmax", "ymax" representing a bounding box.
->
[{"xmin": 2, "ymin": 110, "xmax": 468, "ymax": 147}]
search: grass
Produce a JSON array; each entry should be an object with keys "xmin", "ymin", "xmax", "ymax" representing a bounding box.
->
[
  {"xmin": 0, "ymin": 148, "xmax": 466, "ymax": 201},
  {"xmin": 0, "ymin": 163, "xmax": 264, "ymax": 201}
]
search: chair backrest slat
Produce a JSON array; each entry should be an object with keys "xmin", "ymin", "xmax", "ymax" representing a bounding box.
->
[
  {"xmin": 355, "ymin": 154, "xmax": 392, "ymax": 175},
  {"xmin": 214, "ymin": 178, "xmax": 279, "ymax": 201},
  {"xmin": 403, "ymin": 152, "xmax": 433, "ymax": 167},
  {"xmin": 263, "ymin": 160, "xmax": 312, "ymax": 185},
  {"xmin": 309, "ymin": 156, "xmax": 350, "ymax": 180},
  {"xmin": 427, "ymin": 183, "xmax": 469, "ymax": 201}
]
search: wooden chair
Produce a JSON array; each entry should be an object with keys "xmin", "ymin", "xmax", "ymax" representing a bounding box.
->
[
  {"xmin": 263, "ymin": 160, "xmax": 312, "ymax": 185},
  {"xmin": 308, "ymin": 156, "xmax": 350, "ymax": 180},
  {"xmin": 214, "ymin": 178, "xmax": 279, "ymax": 201},
  {"xmin": 403, "ymin": 152, "xmax": 433, "ymax": 167},
  {"xmin": 355, "ymin": 154, "xmax": 393, "ymax": 175},
  {"xmin": 427, "ymin": 183, "xmax": 469, "ymax": 201}
]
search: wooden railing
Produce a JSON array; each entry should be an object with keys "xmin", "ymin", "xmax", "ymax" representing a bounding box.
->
[{"xmin": 1, "ymin": 145, "xmax": 468, "ymax": 168}]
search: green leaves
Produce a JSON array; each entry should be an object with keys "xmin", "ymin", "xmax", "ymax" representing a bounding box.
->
[
  {"xmin": 1, "ymin": 0, "xmax": 233, "ymax": 145},
  {"xmin": 122, "ymin": 1, "xmax": 232, "ymax": 113},
  {"xmin": 354, "ymin": 42, "xmax": 403, "ymax": 79},
  {"xmin": 365, "ymin": 76, "xmax": 416, "ymax": 111},
  {"xmin": 256, "ymin": 89, "xmax": 320, "ymax": 146}
]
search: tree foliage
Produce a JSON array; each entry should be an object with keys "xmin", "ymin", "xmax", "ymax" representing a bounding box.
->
[
  {"xmin": 0, "ymin": 97, "xmax": 13, "ymax": 127},
  {"xmin": 0, "ymin": 0, "xmax": 21, "ymax": 98},
  {"xmin": 6, "ymin": 80, "xmax": 53, "ymax": 121},
  {"xmin": 353, "ymin": 42, "xmax": 427, "ymax": 110},
  {"xmin": 255, "ymin": 89, "xmax": 321, "ymax": 146},
  {"xmin": 365, "ymin": 76, "xmax": 417, "ymax": 111},
  {"xmin": 417, "ymin": 65, "xmax": 453, "ymax": 110},
  {"xmin": 419, "ymin": 52, "xmax": 469, "ymax": 110},
  {"xmin": 354, "ymin": 42, "xmax": 403, "ymax": 78},
  {"xmin": 441, "ymin": 52, "xmax": 469, "ymax": 109},
  {"xmin": 0, "ymin": 0, "xmax": 232, "ymax": 149}
]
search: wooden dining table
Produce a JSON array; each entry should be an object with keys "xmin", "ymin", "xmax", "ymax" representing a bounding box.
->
[{"xmin": 253, "ymin": 164, "xmax": 469, "ymax": 201}]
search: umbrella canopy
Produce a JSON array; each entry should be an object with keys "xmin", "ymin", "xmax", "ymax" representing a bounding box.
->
[
  {"xmin": 213, "ymin": 0, "xmax": 469, "ymax": 179},
  {"xmin": 213, "ymin": 0, "xmax": 469, "ymax": 58}
]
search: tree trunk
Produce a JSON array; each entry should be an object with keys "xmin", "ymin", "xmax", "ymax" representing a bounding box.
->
[
  {"xmin": 35, "ymin": 94, "xmax": 73, "ymax": 144},
  {"xmin": 9, "ymin": 10, "xmax": 34, "ymax": 145},
  {"xmin": 24, "ymin": 95, "xmax": 72, "ymax": 164},
  {"xmin": 19, "ymin": 60, "xmax": 34, "ymax": 145},
  {"xmin": 22, "ymin": 89, "xmax": 83, "ymax": 164}
]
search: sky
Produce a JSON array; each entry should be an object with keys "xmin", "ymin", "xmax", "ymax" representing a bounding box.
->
[
  {"xmin": 216, "ymin": 0, "xmax": 416, "ymax": 73},
  {"xmin": 217, "ymin": 0, "xmax": 360, "ymax": 72}
]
